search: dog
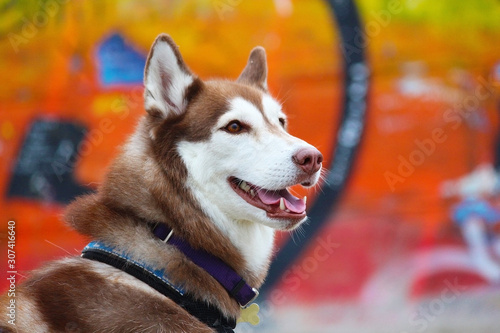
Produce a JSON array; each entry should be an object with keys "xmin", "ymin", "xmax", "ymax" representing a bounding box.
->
[{"xmin": 1, "ymin": 34, "xmax": 323, "ymax": 333}]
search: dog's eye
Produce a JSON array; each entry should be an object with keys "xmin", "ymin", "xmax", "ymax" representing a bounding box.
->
[
  {"xmin": 279, "ymin": 118, "xmax": 286, "ymax": 128},
  {"xmin": 224, "ymin": 120, "xmax": 244, "ymax": 134}
]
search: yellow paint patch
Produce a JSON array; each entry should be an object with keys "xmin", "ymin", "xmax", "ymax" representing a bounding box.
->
[{"xmin": 92, "ymin": 94, "xmax": 131, "ymax": 117}]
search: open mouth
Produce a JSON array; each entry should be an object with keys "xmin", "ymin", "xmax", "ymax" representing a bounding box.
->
[{"xmin": 229, "ymin": 177, "xmax": 307, "ymax": 220}]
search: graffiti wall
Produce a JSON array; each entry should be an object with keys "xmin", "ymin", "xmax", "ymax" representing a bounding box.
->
[{"xmin": 1, "ymin": 0, "xmax": 500, "ymax": 332}]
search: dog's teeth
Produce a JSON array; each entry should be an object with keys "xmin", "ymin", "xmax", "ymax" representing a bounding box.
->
[
  {"xmin": 303, "ymin": 196, "xmax": 307, "ymax": 204},
  {"xmin": 279, "ymin": 198, "xmax": 285, "ymax": 210},
  {"xmin": 239, "ymin": 181, "xmax": 251, "ymax": 193},
  {"xmin": 250, "ymin": 189, "xmax": 255, "ymax": 197}
]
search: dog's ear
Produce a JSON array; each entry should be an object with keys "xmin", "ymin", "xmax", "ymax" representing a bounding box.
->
[
  {"xmin": 237, "ymin": 46, "xmax": 268, "ymax": 91},
  {"xmin": 144, "ymin": 34, "xmax": 202, "ymax": 119}
]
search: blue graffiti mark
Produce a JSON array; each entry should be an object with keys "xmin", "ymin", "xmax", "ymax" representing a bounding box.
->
[{"xmin": 96, "ymin": 33, "xmax": 146, "ymax": 87}]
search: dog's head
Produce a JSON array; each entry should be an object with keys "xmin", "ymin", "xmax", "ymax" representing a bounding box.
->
[{"xmin": 144, "ymin": 34, "xmax": 322, "ymax": 231}]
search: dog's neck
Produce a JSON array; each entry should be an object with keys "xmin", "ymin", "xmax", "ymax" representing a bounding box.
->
[{"xmin": 185, "ymin": 179, "xmax": 275, "ymax": 277}]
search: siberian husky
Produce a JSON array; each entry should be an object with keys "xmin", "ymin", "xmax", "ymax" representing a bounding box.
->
[{"xmin": 1, "ymin": 34, "xmax": 322, "ymax": 333}]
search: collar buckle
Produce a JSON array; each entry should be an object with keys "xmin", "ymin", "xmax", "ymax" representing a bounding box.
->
[{"xmin": 240, "ymin": 288, "xmax": 259, "ymax": 309}]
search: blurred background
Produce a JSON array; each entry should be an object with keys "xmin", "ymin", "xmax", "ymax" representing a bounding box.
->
[{"xmin": 1, "ymin": 0, "xmax": 500, "ymax": 332}]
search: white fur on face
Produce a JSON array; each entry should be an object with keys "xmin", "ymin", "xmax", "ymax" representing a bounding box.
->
[
  {"xmin": 177, "ymin": 95, "xmax": 321, "ymax": 271},
  {"xmin": 144, "ymin": 42, "xmax": 194, "ymax": 117}
]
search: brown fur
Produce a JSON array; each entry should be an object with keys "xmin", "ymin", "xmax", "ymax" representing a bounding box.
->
[
  {"xmin": 237, "ymin": 47, "xmax": 268, "ymax": 92},
  {"xmin": 23, "ymin": 259, "xmax": 212, "ymax": 332}
]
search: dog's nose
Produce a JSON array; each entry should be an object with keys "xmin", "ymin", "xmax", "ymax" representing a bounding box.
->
[{"xmin": 292, "ymin": 148, "xmax": 323, "ymax": 174}]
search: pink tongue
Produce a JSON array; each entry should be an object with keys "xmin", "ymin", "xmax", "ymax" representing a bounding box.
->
[{"xmin": 257, "ymin": 189, "xmax": 306, "ymax": 213}]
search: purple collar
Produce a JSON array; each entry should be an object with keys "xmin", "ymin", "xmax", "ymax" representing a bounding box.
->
[{"xmin": 153, "ymin": 223, "xmax": 259, "ymax": 308}]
